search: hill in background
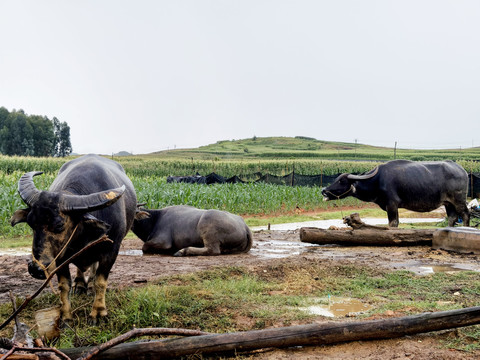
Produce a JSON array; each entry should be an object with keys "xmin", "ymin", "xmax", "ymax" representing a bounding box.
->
[{"xmin": 149, "ymin": 136, "xmax": 479, "ymax": 162}]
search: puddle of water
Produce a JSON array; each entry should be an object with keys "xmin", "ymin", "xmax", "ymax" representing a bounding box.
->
[
  {"xmin": 250, "ymin": 240, "xmax": 318, "ymax": 259},
  {"xmin": 418, "ymin": 265, "xmax": 464, "ymax": 275},
  {"xmin": 250, "ymin": 248, "xmax": 302, "ymax": 259},
  {"xmin": 301, "ymin": 297, "xmax": 372, "ymax": 317},
  {"xmin": 119, "ymin": 249, "xmax": 144, "ymax": 256},
  {"xmin": 434, "ymin": 264, "xmax": 474, "ymax": 272},
  {"xmin": 394, "ymin": 262, "xmax": 479, "ymax": 275}
]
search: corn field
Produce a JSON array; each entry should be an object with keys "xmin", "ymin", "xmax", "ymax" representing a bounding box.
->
[
  {"xmin": 2, "ymin": 155, "xmax": 479, "ymax": 177},
  {"xmin": 132, "ymin": 177, "xmax": 360, "ymax": 214},
  {"xmin": 1, "ymin": 155, "xmax": 479, "ymax": 237},
  {"xmin": 0, "ymin": 155, "xmax": 372, "ymax": 237}
]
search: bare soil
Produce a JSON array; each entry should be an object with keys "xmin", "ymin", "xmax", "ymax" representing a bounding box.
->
[{"xmin": 1, "ymin": 228, "xmax": 480, "ymax": 359}]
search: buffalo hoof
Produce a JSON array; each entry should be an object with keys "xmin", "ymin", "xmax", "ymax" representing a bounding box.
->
[
  {"xmin": 88, "ymin": 315, "xmax": 107, "ymax": 326},
  {"xmin": 173, "ymin": 249, "xmax": 186, "ymax": 257}
]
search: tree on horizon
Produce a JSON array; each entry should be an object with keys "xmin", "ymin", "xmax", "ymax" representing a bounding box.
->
[{"xmin": 0, "ymin": 107, "xmax": 72, "ymax": 157}]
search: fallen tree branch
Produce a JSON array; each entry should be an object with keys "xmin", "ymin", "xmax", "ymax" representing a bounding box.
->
[
  {"xmin": 78, "ymin": 328, "xmax": 211, "ymax": 360},
  {"xmin": 9, "ymin": 291, "xmax": 33, "ymax": 347},
  {"xmin": 343, "ymin": 213, "xmax": 391, "ymax": 230},
  {"xmin": 62, "ymin": 306, "xmax": 480, "ymax": 360},
  {"xmin": 0, "ymin": 236, "xmax": 113, "ymax": 331}
]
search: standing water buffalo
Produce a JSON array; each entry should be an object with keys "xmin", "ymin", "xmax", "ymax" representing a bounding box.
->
[
  {"xmin": 132, "ymin": 205, "xmax": 253, "ymax": 256},
  {"xmin": 10, "ymin": 154, "xmax": 137, "ymax": 323},
  {"xmin": 321, "ymin": 160, "xmax": 470, "ymax": 227}
]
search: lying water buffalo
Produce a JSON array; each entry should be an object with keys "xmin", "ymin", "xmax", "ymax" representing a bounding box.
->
[
  {"xmin": 132, "ymin": 205, "xmax": 253, "ymax": 256},
  {"xmin": 10, "ymin": 154, "xmax": 137, "ymax": 323},
  {"xmin": 321, "ymin": 160, "xmax": 470, "ymax": 227}
]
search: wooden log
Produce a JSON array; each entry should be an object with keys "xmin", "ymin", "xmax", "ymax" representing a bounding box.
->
[
  {"xmin": 299, "ymin": 226, "xmax": 434, "ymax": 246},
  {"xmin": 299, "ymin": 213, "xmax": 434, "ymax": 246},
  {"xmin": 62, "ymin": 306, "xmax": 480, "ymax": 360}
]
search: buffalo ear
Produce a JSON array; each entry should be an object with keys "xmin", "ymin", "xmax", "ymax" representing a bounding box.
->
[
  {"xmin": 10, "ymin": 208, "xmax": 30, "ymax": 226},
  {"xmin": 82, "ymin": 214, "xmax": 110, "ymax": 238},
  {"xmin": 134, "ymin": 211, "xmax": 151, "ymax": 221}
]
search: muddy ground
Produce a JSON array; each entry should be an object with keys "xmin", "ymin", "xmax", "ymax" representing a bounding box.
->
[{"xmin": 1, "ymin": 229, "xmax": 480, "ymax": 359}]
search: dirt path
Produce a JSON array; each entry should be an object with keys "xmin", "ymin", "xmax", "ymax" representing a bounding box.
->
[{"xmin": 1, "ymin": 229, "xmax": 480, "ymax": 359}]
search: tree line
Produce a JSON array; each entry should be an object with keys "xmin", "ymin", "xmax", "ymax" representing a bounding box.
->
[{"xmin": 0, "ymin": 107, "xmax": 72, "ymax": 157}]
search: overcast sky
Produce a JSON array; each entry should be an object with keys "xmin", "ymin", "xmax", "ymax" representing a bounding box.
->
[{"xmin": 1, "ymin": 1, "xmax": 479, "ymax": 155}]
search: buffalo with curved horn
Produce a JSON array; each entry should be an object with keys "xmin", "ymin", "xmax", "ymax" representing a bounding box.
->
[
  {"xmin": 321, "ymin": 160, "xmax": 470, "ymax": 227},
  {"xmin": 10, "ymin": 154, "xmax": 137, "ymax": 324}
]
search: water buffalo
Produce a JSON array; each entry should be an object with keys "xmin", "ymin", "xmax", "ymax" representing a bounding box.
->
[
  {"xmin": 321, "ymin": 160, "xmax": 470, "ymax": 227},
  {"xmin": 132, "ymin": 205, "xmax": 253, "ymax": 256},
  {"xmin": 10, "ymin": 154, "xmax": 137, "ymax": 323}
]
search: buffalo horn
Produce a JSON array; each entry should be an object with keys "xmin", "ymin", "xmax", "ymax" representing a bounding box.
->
[
  {"xmin": 59, "ymin": 185, "xmax": 126, "ymax": 213},
  {"xmin": 18, "ymin": 171, "xmax": 44, "ymax": 206},
  {"xmin": 347, "ymin": 166, "xmax": 379, "ymax": 181}
]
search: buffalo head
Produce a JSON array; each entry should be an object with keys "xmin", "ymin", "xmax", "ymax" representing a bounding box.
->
[
  {"xmin": 322, "ymin": 167, "xmax": 379, "ymax": 201},
  {"xmin": 10, "ymin": 171, "xmax": 124, "ymax": 279}
]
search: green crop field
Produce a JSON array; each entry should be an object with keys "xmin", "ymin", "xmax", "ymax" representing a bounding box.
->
[
  {"xmin": 1, "ymin": 137, "xmax": 479, "ymax": 237},
  {"xmin": 0, "ymin": 166, "xmax": 363, "ymax": 237}
]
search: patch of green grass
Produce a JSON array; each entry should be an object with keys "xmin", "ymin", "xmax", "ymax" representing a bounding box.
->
[
  {"xmin": 244, "ymin": 207, "xmax": 383, "ymax": 227},
  {"xmin": 0, "ymin": 235, "xmax": 31, "ymax": 249},
  {"xmin": 443, "ymin": 325, "xmax": 480, "ymax": 352}
]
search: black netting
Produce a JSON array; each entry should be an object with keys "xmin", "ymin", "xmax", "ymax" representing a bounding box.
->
[
  {"xmin": 167, "ymin": 173, "xmax": 206, "ymax": 184},
  {"xmin": 468, "ymin": 173, "xmax": 480, "ymax": 198},
  {"xmin": 205, "ymin": 172, "xmax": 226, "ymax": 184},
  {"xmin": 293, "ymin": 173, "xmax": 340, "ymax": 187},
  {"xmin": 226, "ymin": 175, "xmax": 244, "ymax": 184},
  {"xmin": 167, "ymin": 171, "xmax": 480, "ymax": 192},
  {"xmin": 255, "ymin": 174, "xmax": 286, "ymax": 186}
]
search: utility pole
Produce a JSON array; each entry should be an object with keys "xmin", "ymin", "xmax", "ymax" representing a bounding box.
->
[{"xmin": 394, "ymin": 141, "xmax": 397, "ymax": 160}]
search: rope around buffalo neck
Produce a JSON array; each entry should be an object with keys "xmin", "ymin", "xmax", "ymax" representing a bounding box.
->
[
  {"xmin": 324, "ymin": 185, "xmax": 355, "ymax": 200},
  {"xmin": 323, "ymin": 185, "xmax": 355, "ymax": 222}
]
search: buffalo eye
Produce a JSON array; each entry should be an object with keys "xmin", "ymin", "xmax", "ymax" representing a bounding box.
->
[
  {"xmin": 339, "ymin": 176, "xmax": 349, "ymax": 185},
  {"xmin": 53, "ymin": 223, "xmax": 65, "ymax": 233},
  {"xmin": 50, "ymin": 217, "xmax": 65, "ymax": 233}
]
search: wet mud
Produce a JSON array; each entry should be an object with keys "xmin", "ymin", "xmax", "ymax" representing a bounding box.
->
[
  {"xmin": 2, "ymin": 228, "xmax": 480, "ymax": 359},
  {"xmin": 2, "ymin": 229, "xmax": 480, "ymax": 303}
]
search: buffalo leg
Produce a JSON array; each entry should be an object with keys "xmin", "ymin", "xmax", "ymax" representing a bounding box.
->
[
  {"xmin": 88, "ymin": 262, "xmax": 98, "ymax": 292},
  {"xmin": 174, "ymin": 240, "xmax": 221, "ymax": 256},
  {"xmin": 457, "ymin": 204, "xmax": 470, "ymax": 226},
  {"xmin": 446, "ymin": 202, "xmax": 470, "ymax": 227},
  {"xmin": 73, "ymin": 263, "xmax": 97, "ymax": 294},
  {"xmin": 445, "ymin": 203, "xmax": 459, "ymax": 227},
  {"xmin": 90, "ymin": 273, "xmax": 108, "ymax": 322},
  {"xmin": 57, "ymin": 270, "xmax": 73, "ymax": 322},
  {"xmin": 462, "ymin": 209, "xmax": 470, "ymax": 227},
  {"xmin": 73, "ymin": 268, "xmax": 88, "ymax": 294},
  {"xmin": 142, "ymin": 239, "xmax": 173, "ymax": 254},
  {"xmin": 386, "ymin": 206, "xmax": 399, "ymax": 227}
]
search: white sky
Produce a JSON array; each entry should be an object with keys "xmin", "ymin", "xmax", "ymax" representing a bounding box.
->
[{"xmin": 1, "ymin": 1, "xmax": 479, "ymax": 155}]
